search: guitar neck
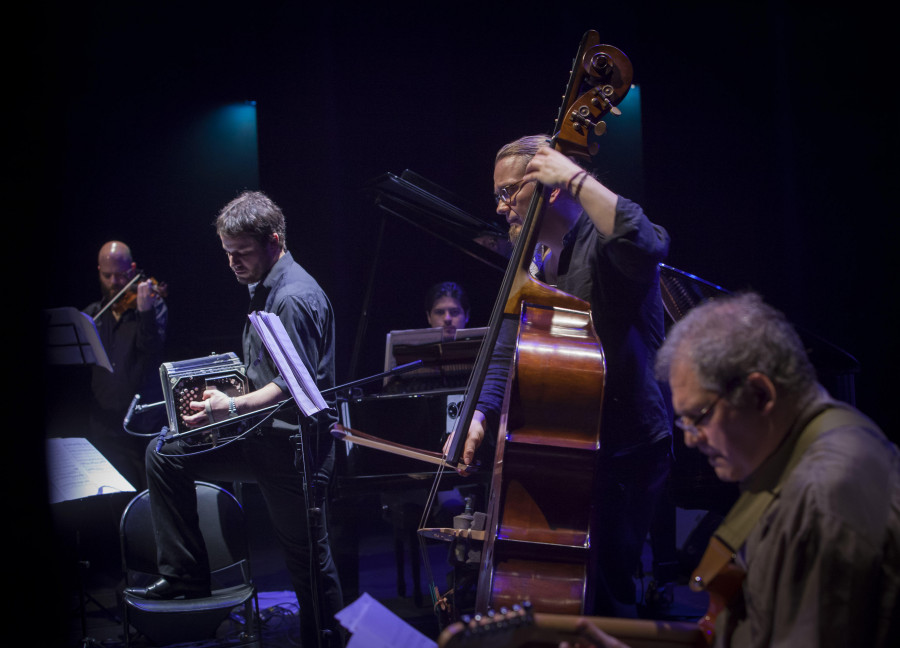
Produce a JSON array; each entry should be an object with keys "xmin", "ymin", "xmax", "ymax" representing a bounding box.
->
[{"xmin": 438, "ymin": 612, "xmax": 707, "ymax": 648}]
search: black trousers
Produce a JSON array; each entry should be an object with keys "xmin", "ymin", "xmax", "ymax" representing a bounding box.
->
[
  {"xmin": 144, "ymin": 427, "xmax": 344, "ymax": 647},
  {"xmin": 590, "ymin": 437, "xmax": 673, "ymax": 618}
]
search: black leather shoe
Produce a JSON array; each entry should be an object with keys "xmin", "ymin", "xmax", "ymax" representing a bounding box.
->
[{"xmin": 124, "ymin": 577, "xmax": 211, "ymax": 600}]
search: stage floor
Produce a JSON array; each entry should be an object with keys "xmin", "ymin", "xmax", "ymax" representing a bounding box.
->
[{"xmin": 63, "ymin": 483, "xmax": 710, "ymax": 647}]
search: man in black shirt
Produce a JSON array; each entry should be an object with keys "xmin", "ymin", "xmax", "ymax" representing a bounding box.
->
[
  {"xmin": 127, "ymin": 191, "xmax": 344, "ymax": 648},
  {"xmin": 458, "ymin": 135, "xmax": 672, "ymax": 618},
  {"xmin": 83, "ymin": 240, "xmax": 167, "ymax": 490}
]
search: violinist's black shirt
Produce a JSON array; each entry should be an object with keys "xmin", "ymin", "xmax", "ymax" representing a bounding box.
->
[{"xmin": 83, "ymin": 296, "xmax": 168, "ymax": 417}]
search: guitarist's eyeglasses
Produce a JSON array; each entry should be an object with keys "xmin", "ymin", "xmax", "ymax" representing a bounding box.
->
[
  {"xmin": 675, "ymin": 376, "xmax": 748, "ymax": 437},
  {"xmin": 675, "ymin": 393, "xmax": 724, "ymax": 437}
]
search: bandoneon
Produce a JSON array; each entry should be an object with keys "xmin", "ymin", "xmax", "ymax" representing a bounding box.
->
[{"xmin": 159, "ymin": 352, "xmax": 249, "ymax": 447}]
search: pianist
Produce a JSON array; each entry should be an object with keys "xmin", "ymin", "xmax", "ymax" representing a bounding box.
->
[{"xmin": 425, "ymin": 281, "xmax": 470, "ymax": 340}]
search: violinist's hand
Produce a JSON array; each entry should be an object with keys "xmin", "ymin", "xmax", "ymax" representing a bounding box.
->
[
  {"xmin": 442, "ymin": 410, "xmax": 486, "ymax": 475},
  {"xmin": 558, "ymin": 619, "xmax": 631, "ymax": 648},
  {"xmin": 136, "ymin": 279, "xmax": 156, "ymax": 312},
  {"xmin": 522, "ymin": 147, "xmax": 582, "ymax": 191},
  {"xmin": 183, "ymin": 388, "xmax": 227, "ymax": 426}
]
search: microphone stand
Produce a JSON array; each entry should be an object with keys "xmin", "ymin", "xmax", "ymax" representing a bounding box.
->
[
  {"xmin": 293, "ymin": 412, "xmax": 328, "ymax": 648},
  {"xmin": 290, "ymin": 361, "xmax": 423, "ymax": 648}
]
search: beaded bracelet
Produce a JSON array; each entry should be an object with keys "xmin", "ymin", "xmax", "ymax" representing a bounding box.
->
[
  {"xmin": 228, "ymin": 397, "xmax": 237, "ymax": 418},
  {"xmin": 571, "ymin": 170, "xmax": 589, "ymax": 198},
  {"xmin": 566, "ymin": 169, "xmax": 588, "ymax": 196}
]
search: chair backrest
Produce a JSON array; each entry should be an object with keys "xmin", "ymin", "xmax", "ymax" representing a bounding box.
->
[{"xmin": 120, "ymin": 481, "xmax": 250, "ymax": 583}]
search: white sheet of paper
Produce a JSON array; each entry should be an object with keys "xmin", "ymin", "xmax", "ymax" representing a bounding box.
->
[
  {"xmin": 335, "ymin": 592, "xmax": 437, "ymax": 648},
  {"xmin": 248, "ymin": 311, "xmax": 328, "ymax": 417},
  {"xmin": 46, "ymin": 437, "xmax": 135, "ymax": 503}
]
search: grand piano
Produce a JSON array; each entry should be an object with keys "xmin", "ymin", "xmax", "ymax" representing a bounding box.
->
[
  {"xmin": 330, "ymin": 171, "xmax": 504, "ymax": 604},
  {"xmin": 334, "ymin": 169, "xmax": 505, "ymax": 497}
]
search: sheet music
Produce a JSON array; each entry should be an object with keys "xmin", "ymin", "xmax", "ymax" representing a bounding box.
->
[
  {"xmin": 384, "ymin": 326, "xmax": 489, "ymax": 372},
  {"xmin": 46, "ymin": 437, "xmax": 135, "ymax": 504},
  {"xmin": 248, "ymin": 311, "xmax": 328, "ymax": 417},
  {"xmin": 335, "ymin": 592, "xmax": 437, "ymax": 648},
  {"xmin": 44, "ymin": 307, "xmax": 113, "ymax": 372}
]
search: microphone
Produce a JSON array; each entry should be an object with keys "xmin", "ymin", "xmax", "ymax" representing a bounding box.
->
[{"xmin": 123, "ymin": 394, "xmax": 141, "ymax": 430}]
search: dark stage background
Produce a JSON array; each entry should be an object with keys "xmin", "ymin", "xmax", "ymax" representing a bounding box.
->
[{"xmin": 22, "ymin": 2, "xmax": 896, "ymax": 644}]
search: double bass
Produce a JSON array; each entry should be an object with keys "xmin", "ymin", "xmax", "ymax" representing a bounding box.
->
[
  {"xmin": 333, "ymin": 29, "xmax": 635, "ymax": 619},
  {"xmin": 451, "ymin": 30, "xmax": 633, "ymax": 617}
]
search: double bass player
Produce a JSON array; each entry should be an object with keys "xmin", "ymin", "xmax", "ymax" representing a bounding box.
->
[{"xmin": 457, "ymin": 135, "xmax": 673, "ymax": 618}]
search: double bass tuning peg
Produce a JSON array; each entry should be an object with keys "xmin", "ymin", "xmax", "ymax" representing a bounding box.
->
[
  {"xmin": 589, "ymin": 52, "xmax": 614, "ymax": 78},
  {"xmin": 568, "ymin": 105, "xmax": 609, "ymax": 138}
]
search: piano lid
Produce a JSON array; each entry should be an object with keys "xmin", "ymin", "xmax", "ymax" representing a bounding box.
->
[
  {"xmin": 658, "ymin": 263, "xmax": 859, "ymax": 377},
  {"xmin": 366, "ymin": 169, "xmax": 512, "ymax": 272}
]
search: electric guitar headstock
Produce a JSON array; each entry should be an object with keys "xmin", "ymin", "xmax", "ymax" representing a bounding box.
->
[
  {"xmin": 438, "ymin": 602, "xmax": 536, "ymax": 648},
  {"xmin": 438, "ymin": 600, "xmax": 707, "ymax": 648}
]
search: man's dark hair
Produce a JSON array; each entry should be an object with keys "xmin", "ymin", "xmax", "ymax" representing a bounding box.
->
[
  {"xmin": 424, "ymin": 281, "xmax": 470, "ymax": 315},
  {"xmin": 215, "ymin": 190, "xmax": 287, "ymax": 250}
]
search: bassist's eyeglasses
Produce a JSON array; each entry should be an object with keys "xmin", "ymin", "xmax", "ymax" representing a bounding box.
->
[{"xmin": 494, "ymin": 180, "xmax": 526, "ymax": 205}]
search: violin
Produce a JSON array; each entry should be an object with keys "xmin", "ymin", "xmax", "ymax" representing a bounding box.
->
[
  {"xmin": 93, "ymin": 271, "xmax": 168, "ymax": 321},
  {"xmin": 112, "ymin": 276, "xmax": 168, "ymax": 316}
]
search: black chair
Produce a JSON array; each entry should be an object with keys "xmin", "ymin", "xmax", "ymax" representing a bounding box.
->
[{"xmin": 119, "ymin": 481, "xmax": 261, "ymax": 647}]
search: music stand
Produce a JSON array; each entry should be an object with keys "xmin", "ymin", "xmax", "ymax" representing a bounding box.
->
[
  {"xmin": 44, "ymin": 307, "xmax": 112, "ymax": 372},
  {"xmin": 48, "ymin": 437, "xmax": 136, "ymax": 646},
  {"xmin": 248, "ymin": 310, "xmax": 332, "ymax": 648},
  {"xmin": 248, "ymin": 311, "xmax": 329, "ymax": 418}
]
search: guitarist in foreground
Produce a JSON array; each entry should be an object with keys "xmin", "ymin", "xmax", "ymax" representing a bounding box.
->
[{"xmin": 570, "ymin": 292, "xmax": 899, "ymax": 647}]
